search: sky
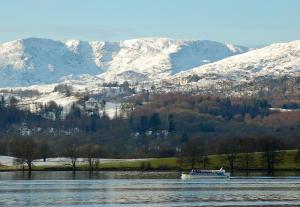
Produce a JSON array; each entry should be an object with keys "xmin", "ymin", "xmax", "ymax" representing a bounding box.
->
[{"xmin": 1, "ymin": 0, "xmax": 300, "ymax": 47}]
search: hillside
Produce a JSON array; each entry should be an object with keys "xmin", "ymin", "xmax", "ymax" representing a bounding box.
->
[
  {"xmin": 0, "ymin": 37, "xmax": 248, "ymax": 87},
  {"xmin": 172, "ymin": 40, "xmax": 300, "ymax": 87},
  {"xmin": 1, "ymin": 38, "xmax": 300, "ymax": 108}
]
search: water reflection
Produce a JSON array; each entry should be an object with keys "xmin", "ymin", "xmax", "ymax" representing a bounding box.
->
[
  {"xmin": 2, "ymin": 170, "xmax": 300, "ymax": 180},
  {"xmin": 1, "ymin": 172, "xmax": 300, "ymax": 206},
  {"xmin": 0, "ymin": 171, "xmax": 181, "ymax": 180}
]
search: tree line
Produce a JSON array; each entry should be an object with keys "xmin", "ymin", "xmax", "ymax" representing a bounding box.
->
[
  {"xmin": 5, "ymin": 137, "xmax": 105, "ymax": 173},
  {"xmin": 0, "ymin": 93, "xmax": 300, "ymax": 173},
  {"xmin": 180, "ymin": 135, "xmax": 291, "ymax": 175}
]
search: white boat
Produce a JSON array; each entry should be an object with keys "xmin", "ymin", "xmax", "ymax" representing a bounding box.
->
[{"xmin": 181, "ymin": 168, "xmax": 230, "ymax": 179}]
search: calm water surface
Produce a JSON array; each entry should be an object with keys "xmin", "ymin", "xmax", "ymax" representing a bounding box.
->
[{"xmin": 1, "ymin": 171, "xmax": 300, "ymax": 206}]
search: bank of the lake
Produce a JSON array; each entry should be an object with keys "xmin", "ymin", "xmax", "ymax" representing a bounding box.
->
[{"xmin": 1, "ymin": 150, "xmax": 300, "ymax": 174}]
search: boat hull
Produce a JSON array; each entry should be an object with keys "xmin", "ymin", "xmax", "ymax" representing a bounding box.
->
[{"xmin": 181, "ymin": 173, "xmax": 230, "ymax": 179}]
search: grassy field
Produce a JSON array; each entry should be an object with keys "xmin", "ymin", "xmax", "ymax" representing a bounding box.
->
[
  {"xmin": 98, "ymin": 150, "xmax": 300, "ymax": 171},
  {"xmin": 1, "ymin": 150, "xmax": 300, "ymax": 171}
]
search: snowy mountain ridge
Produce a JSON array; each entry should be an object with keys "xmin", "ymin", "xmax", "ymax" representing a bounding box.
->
[
  {"xmin": 0, "ymin": 37, "xmax": 249, "ymax": 87},
  {"xmin": 1, "ymin": 38, "xmax": 300, "ymax": 112},
  {"xmin": 171, "ymin": 39, "xmax": 300, "ymax": 87}
]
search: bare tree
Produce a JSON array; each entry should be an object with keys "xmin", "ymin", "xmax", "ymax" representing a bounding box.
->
[
  {"xmin": 260, "ymin": 136, "xmax": 284, "ymax": 175},
  {"xmin": 64, "ymin": 144, "xmax": 79, "ymax": 172},
  {"xmin": 38, "ymin": 140, "xmax": 52, "ymax": 162},
  {"xmin": 11, "ymin": 138, "xmax": 38, "ymax": 173},
  {"xmin": 220, "ymin": 137, "xmax": 240, "ymax": 175},
  {"xmin": 79, "ymin": 144, "xmax": 104, "ymax": 171},
  {"xmin": 181, "ymin": 137, "xmax": 202, "ymax": 169},
  {"xmin": 0, "ymin": 139, "xmax": 8, "ymax": 155},
  {"xmin": 239, "ymin": 137, "xmax": 256, "ymax": 176},
  {"xmin": 201, "ymin": 155, "xmax": 210, "ymax": 169}
]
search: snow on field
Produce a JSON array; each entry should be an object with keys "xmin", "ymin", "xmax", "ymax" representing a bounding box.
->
[
  {"xmin": 269, "ymin": 108, "xmax": 300, "ymax": 112},
  {"xmin": 0, "ymin": 156, "xmax": 15, "ymax": 166},
  {"xmin": 0, "ymin": 156, "xmax": 153, "ymax": 167}
]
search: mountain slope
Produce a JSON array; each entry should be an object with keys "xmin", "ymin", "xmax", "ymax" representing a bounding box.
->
[
  {"xmin": 0, "ymin": 37, "xmax": 248, "ymax": 87},
  {"xmin": 0, "ymin": 38, "xmax": 104, "ymax": 87},
  {"xmin": 100, "ymin": 38, "xmax": 249, "ymax": 82},
  {"xmin": 172, "ymin": 40, "xmax": 300, "ymax": 86}
]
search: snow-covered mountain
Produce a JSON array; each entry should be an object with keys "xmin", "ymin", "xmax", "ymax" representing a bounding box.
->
[
  {"xmin": 1, "ymin": 38, "xmax": 300, "ymax": 112},
  {"xmin": 0, "ymin": 37, "xmax": 249, "ymax": 87},
  {"xmin": 172, "ymin": 40, "xmax": 300, "ymax": 87}
]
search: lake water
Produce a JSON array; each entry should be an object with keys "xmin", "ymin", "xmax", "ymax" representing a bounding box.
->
[{"xmin": 1, "ymin": 171, "xmax": 300, "ymax": 206}]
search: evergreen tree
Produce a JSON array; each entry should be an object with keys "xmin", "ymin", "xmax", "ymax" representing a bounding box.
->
[
  {"xmin": 149, "ymin": 113, "xmax": 161, "ymax": 133},
  {"xmin": 139, "ymin": 116, "xmax": 148, "ymax": 134},
  {"xmin": 168, "ymin": 114, "xmax": 175, "ymax": 133}
]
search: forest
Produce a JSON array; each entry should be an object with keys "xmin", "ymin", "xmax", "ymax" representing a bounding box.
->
[{"xmin": 0, "ymin": 92, "xmax": 300, "ymax": 173}]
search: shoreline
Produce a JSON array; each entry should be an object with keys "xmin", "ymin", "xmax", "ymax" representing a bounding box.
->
[
  {"xmin": 2, "ymin": 150, "xmax": 300, "ymax": 173},
  {"xmin": 2, "ymin": 167, "xmax": 300, "ymax": 173}
]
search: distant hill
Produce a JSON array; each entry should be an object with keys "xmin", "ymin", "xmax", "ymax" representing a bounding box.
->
[
  {"xmin": 0, "ymin": 37, "xmax": 248, "ymax": 87},
  {"xmin": 172, "ymin": 40, "xmax": 300, "ymax": 87}
]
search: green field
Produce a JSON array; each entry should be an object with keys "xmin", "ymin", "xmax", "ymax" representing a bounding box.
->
[
  {"xmin": 1, "ymin": 150, "xmax": 300, "ymax": 171},
  {"xmin": 99, "ymin": 150, "xmax": 300, "ymax": 171}
]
